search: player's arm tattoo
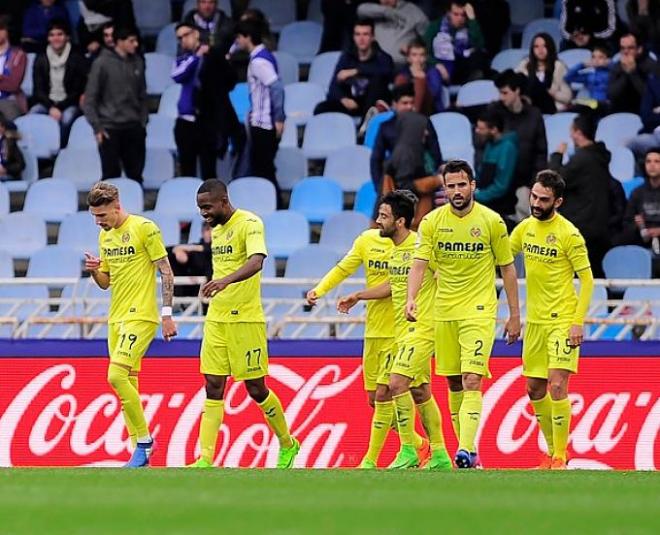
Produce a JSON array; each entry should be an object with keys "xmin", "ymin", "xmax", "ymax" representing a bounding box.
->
[{"xmin": 155, "ymin": 257, "xmax": 174, "ymax": 307}]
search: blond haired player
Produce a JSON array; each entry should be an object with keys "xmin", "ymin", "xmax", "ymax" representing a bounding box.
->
[
  {"xmin": 85, "ymin": 181, "xmax": 177, "ymax": 468},
  {"xmin": 188, "ymin": 179, "xmax": 299, "ymax": 468},
  {"xmin": 510, "ymin": 170, "xmax": 594, "ymax": 469}
]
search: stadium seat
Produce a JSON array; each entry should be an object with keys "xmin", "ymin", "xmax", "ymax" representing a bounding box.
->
[
  {"xmin": 105, "ymin": 178, "xmax": 145, "ymax": 214},
  {"xmin": 273, "ymin": 51, "xmax": 299, "ymax": 86},
  {"xmin": 278, "ymin": 21, "xmax": 323, "ymax": 64},
  {"xmin": 623, "ymin": 286, "xmax": 660, "ymax": 338},
  {"xmin": 558, "ymin": 48, "xmax": 592, "ymax": 70},
  {"xmin": 609, "ymin": 147, "xmax": 636, "ymax": 182},
  {"xmin": 4, "ymin": 145, "xmax": 38, "ymax": 193},
  {"xmin": 521, "ymin": 18, "xmax": 562, "ymax": 50},
  {"xmin": 0, "ymin": 213, "xmax": 47, "ymax": 258},
  {"xmin": 250, "ymin": 0, "xmax": 295, "ymax": 32},
  {"xmin": 284, "ymin": 244, "xmax": 341, "ymax": 291},
  {"xmin": 544, "ymin": 112, "xmax": 577, "ymax": 157},
  {"xmin": 279, "ymin": 118, "xmax": 299, "ymax": 148},
  {"xmin": 509, "ymin": 0, "xmax": 545, "ymax": 30},
  {"xmin": 363, "ymin": 111, "xmax": 394, "ymax": 150},
  {"xmin": 324, "ymin": 145, "xmax": 372, "ymax": 192},
  {"xmin": 143, "ymin": 147, "xmax": 175, "ymax": 189},
  {"xmin": 491, "ymin": 48, "xmax": 527, "ymax": 72},
  {"xmin": 0, "ymin": 283, "xmax": 49, "ymax": 323},
  {"xmin": 16, "ymin": 114, "xmax": 60, "ymax": 158},
  {"xmin": 430, "ymin": 112, "xmax": 474, "ymax": 161},
  {"xmin": 145, "ymin": 52, "xmax": 174, "ymax": 95},
  {"xmin": 264, "ymin": 210, "xmax": 310, "ymax": 258},
  {"xmin": 227, "ymin": 177, "xmax": 277, "ymax": 217},
  {"xmin": 302, "ymin": 113, "xmax": 356, "ymax": 159},
  {"xmin": 456, "ymin": 80, "xmax": 499, "ymax": 107},
  {"xmin": 0, "ymin": 250, "xmax": 13, "ymax": 277},
  {"xmin": 0, "ymin": 182, "xmax": 8, "ymax": 216},
  {"xmin": 230, "ymin": 82, "xmax": 249, "ymax": 123},
  {"xmin": 58, "ymin": 212, "xmax": 100, "ymax": 254},
  {"xmin": 596, "ymin": 113, "xmax": 644, "ymax": 149},
  {"xmin": 27, "ymin": 246, "xmax": 83, "ymax": 279},
  {"xmin": 602, "ymin": 245, "xmax": 652, "ymax": 280},
  {"xmin": 20, "ymin": 52, "xmax": 36, "ymax": 97},
  {"xmin": 309, "ymin": 51, "xmax": 341, "ymax": 94},
  {"xmin": 275, "ymin": 146, "xmax": 307, "ymax": 190},
  {"xmin": 52, "ymin": 147, "xmax": 102, "ymax": 191},
  {"xmin": 319, "ymin": 211, "xmax": 370, "ymax": 254},
  {"xmin": 141, "ymin": 211, "xmax": 181, "ymax": 246},
  {"xmin": 289, "ymin": 177, "xmax": 343, "ymax": 224},
  {"xmin": 133, "ymin": 0, "xmax": 172, "ymax": 37},
  {"xmin": 284, "ymin": 82, "xmax": 326, "ymax": 126},
  {"xmin": 353, "ymin": 181, "xmax": 377, "ymax": 219},
  {"xmin": 23, "ymin": 179, "xmax": 78, "ymax": 223},
  {"xmin": 157, "ymin": 84, "xmax": 181, "ymax": 119},
  {"xmin": 622, "ymin": 176, "xmax": 644, "ymax": 199},
  {"xmin": 154, "ymin": 177, "xmax": 204, "ymax": 221},
  {"xmin": 146, "ymin": 113, "xmax": 176, "ymax": 152},
  {"xmin": 66, "ymin": 116, "xmax": 95, "ymax": 148},
  {"xmin": 156, "ymin": 23, "xmax": 178, "ymax": 57}
]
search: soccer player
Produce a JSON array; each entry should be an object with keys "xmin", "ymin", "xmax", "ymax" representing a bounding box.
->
[
  {"xmin": 85, "ymin": 182, "xmax": 178, "ymax": 468},
  {"xmin": 408, "ymin": 159, "xmax": 521, "ymax": 469},
  {"xmin": 188, "ymin": 179, "xmax": 299, "ymax": 468},
  {"xmin": 306, "ymin": 214, "xmax": 430, "ymax": 469},
  {"xmin": 510, "ymin": 170, "xmax": 594, "ymax": 469},
  {"xmin": 337, "ymin": 190, "xmax": 452, "ymax": 470}
]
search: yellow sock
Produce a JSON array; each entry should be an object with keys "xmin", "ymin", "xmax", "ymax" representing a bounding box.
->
[
  {"xmin": 389, "ymin": 409, "xmax": 424, "ymax": 449},
  {"xmin": 393, "ymin": 392, "xmax": 415, "ymax": 447},
  {"xmin": 258, "ymin": 390, "xmax": 293, "ymax": 448},
  {"xmin": 364, "ymin": 401, "xmax": 393, "ymax": 463},
  {"xmin": 199, "ymin": 399, "xmax": 224, "ymax": 463},
  {"xmin": 458, "ymin": 390, "xmax": 482, "ymax": 452},
  {"xmin": 551, "ymin": 398, "xmax": 572, "ymax": 461},
  {"xmin": 531, "ymin": 394, "xmax": 554, "ymax": 456},
  {"xmin": 107, "ymin": 364, "xmax": 149, "ymax": 440},
  {"xmin": 416, "ymin": 397, "xmax": 445, "ymax": 451},
  {"xmin": 448, "ymin": 390, "xmax": 463, "ymax": 442},
  {"xmin": 121, "ymin": 374, "xmax": 139, "ymax": 448}
]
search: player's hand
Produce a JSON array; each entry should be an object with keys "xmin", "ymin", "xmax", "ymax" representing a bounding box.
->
[
  {"xmin": 162, "ymin": 316, "xmax": 178, "ymax": 341},
  {"xmin": 306, "ymin": 289, "xmax": 318, "ymax": 306},
  {"xmin": 405, "ymin": 300, "xmax": 417, "ymax": 322},
  {"xmin": 568, "ymin": 324, "xmax": 583, "ymax": 347},
  {"xmin": 201, "ymin": 279, "xmax": 228, "ymax": 298},
  {"xmin": 337, "ymin": 293, "xmax": 359, "ymax": 314},
  {"xmin": 84, "ymin": 251, "xmax": 101, "ymax": 272},
  {"xmin": 504, "ymin": 315, "xmax": 521, "ymax": 344}
]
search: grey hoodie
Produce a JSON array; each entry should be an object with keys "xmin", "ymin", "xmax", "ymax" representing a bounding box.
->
[{"xmin": 83, "ymin": 48, "xmax": 147, "ymax": 132}]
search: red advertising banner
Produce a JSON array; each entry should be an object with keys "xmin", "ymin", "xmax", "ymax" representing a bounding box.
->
[{"xmin": 0, "ymin": 357, "xmax": 658, "ymax": 469}]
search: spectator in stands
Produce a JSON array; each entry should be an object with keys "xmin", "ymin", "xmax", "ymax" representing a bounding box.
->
[
  {"xmin": 356, "ymin": 0, "xmax": 428, "ymax": 68},
  {"xmin": 78, "ymin": 0, "xmax": 135, "ymax": 59},
  {"xmin": 21, "ymin": 0, "xmax": 69, "ymax": 54},
  {"xmin": 83, "ymin": 27, "xmax": 147, "ymax": 183},
  {"xmin": 473, "ymin": 110, "xmax": 518, "ymax": 226},
  {"xmin": 371, "ymin": 84, "xmax": 442, "ymax": 227},
  {"xmin": 319, "ymin": 0, "xmax": 361, "ymax": 53},
  {"xmin": 560, "ymin": 0, "xmax": 616, "ymax": 44},
  {"xmin": 423, "ymin": 1, "xmax": 487, "ymax": 85},
  {"xmin": 0, "ymin": 119, "xmax": 25, "ymax": 181},
  {"xmin": 625, "ymin": 0, "xmax": 660, "ymax": 56},
  {"xmin": 83, "ymin": 21, "xmax": 114, "ymax": 61},
  {"xmin": 608, "ymin": 32, "xmax": 660, "ymax": 114},
  {"xmin": 394, "ymin": 38, "xmax": 445, "ymax": 115},
  {"xmin": 30, "ymin": 20, "xmax": 88, "ymax": 146},
  {"xmin": 488, "ymin": 70, "xmax": 547, "ymax": 217},
  {"xmin": 0, "ymin": 16, "xmax": 27, "ymax": 121},
  {"xmin": 516, "ymin": 33, "xmax": 572, "ymax": 114},
  {"xmin": 548, "ymin": 114, "xmax": 611, "ymax": 277},
  {"xmin": 560, "ymin": 25, "xmax": 594, "ymax": 52},
  {"xmin": 235, "ymin": 20, "xmax": 284, "ymax": 205},
  {"xmin": 168, "ymin": 221, "xmax": 212, "ymax": 297},
  {"xmin": 314, "ymin": 19, "xmax": 394, "ymax": 120},
  {"xmin": 564, "ymin": 43, "xmax": 611, "ymax": 116},
  {"xmin": 627, "ymin": 73, "xmax": 660, "ymax": 160},
  {"xmin": 182, "ymin": 0, "xmax": 235, "ymax": 55}
]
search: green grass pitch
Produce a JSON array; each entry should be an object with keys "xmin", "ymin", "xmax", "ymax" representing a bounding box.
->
[{"xmin": 1, "ymin": 469, "xmax": 659, "ymax": 534}]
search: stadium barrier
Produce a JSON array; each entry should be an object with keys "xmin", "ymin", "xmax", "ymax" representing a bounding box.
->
[{"xmin": 0, "ymin": 340, "xmax": 658, "ymax": 470}]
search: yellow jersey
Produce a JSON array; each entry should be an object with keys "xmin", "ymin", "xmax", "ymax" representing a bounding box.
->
[
  {"xmin": 99, "ymin": 214, "xmax": 167, "ymax": 324},
  {"xmin": 415, "ymin": 203, "xmax": 513, "ymax": 321},
  {"xmin": 206, "ymin": 209, "xmax": 268, "ymax": 323},
  {"xmin": 388, "ymin": 231, "xmax": 435, "ymax": 341},
  {"xmin": 510, "ymin": 213, "xmax": 591, "ymax": 324},
  {"xmin": 313, "ymin": 229, "xmax": 395, "ymax": 338}
]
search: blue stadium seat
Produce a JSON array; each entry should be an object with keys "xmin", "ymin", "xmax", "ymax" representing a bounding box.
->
[
  {"xmin": 521, "ymin": 18, "xmax": 562, "ymax": 50},
  {"xmin": 4, "ymin": 145, "xmax": 38, "ymax": 193},
  {"xmin": 264, "ymin": 210, "xmax": 310, "ymax": 258},
  {"xmin": 157, "ymin": 85, "xmax": 181, "ymax": 119},
  {"xmin": 16, "ymin": 114, "xmax": 60, "ymax": 158},
  {"xmin": 0, "ymin": 213, "xmax": 47, "ymax": 258},
  {"xmin": 0, "ymin": 250, "xmax": 13, "ymax": 277},
  {"xmin": 146, "ymin": 113, "xmax": 177, "ymax": 152},
  {"xmin": 622, "ymin": 176, "xmax": 644, "ymax": 199},
  {"xmin": 105, "ymin": 178, "xmax": 144, "ymax": 214},
  {"xmin": 154, "ymin": 177, "xmax": 203, "ymax": 221},
  {"xmin": 27, "ymin": 246, "xmax": 82, "ymax": 279},
  {"xmin": 596, "ymin": 113, "xmax": 644, "ymax": 149},
  {"xmin": 279, "ymin": 118, "xmax": 299, "ymax": 148},
  {"xmin": 156, "ymin": 23, "xmax": 178, "ymax": 57},
  {"xmin": 303, "ymin": 113, "xmax": 356, "ymax": 159},
  {"xmin": 284, "ymin": 82, "xmax": 326, "ymax": 126},
  {"xmin": 227, "ymin": 177, "xmax": 277, "ymax": 217},
  {"xmin": 623, "ymin": 286, "xmax": 660, "ymax": 339},
  {"xmin": 66, "ymin": 116, "xmax": 95, "ymax": 148},
  {"xmin": 143, "ymin": 147, "xmax": 175, "ymax": 189},
  {"xmin": 20, "ymin": 53, "xmax": 36, "ymax": 97},
  {"xmin": 456, "ymin": 80, "xmax": 499, "ymax": 107},
  {"xmin": 363, "ymin": 111, "xmax": 394, "ymax": 150},
  {"xmin": 491, "ymin": 48, "xmax": 527, "ymax": 72},
  {"xmin": 353, "ymin": 181, "xmax": 377, "ymax": 219},
  {"xmin": 319, "ymin": 211, "xmax": 370, "ymax": 254},
  {"xmin": 273, "ymin": 51, "xmax": 299, "ymax": 86},
  {"xmin": 544, "ymin": 112, "xmax": 578, "ymax": 157},
  {"xmin": 558, "ymin": 48, "xmax": 592, "ymax": 70},
  {"xmin": 58, "ymin": 212, "xmax": 99, "ymax": 254},
  {"xmin": 133, "ymin": 0, "xmax": 172, "ymax": 37},
  {"xmin": 23, "ymin": 179, "xmax": 78, "ymax": 223},
  {"xmin": 230, "ymin": 82, "xmax": 249, "ymax": 123},
  {"xmin": 145, "ymin": 52, "xmax": 174, "ymax": 95},
  {"xmin": 289, "ymin": 177, "xmax": 343, "ymax": 224},
  {"xmin": 284, "ymin": 244, "xmax": 341, "ymax": 294},
  {"xmin": 602, "ymin": 245, "xmax": 652, "ymax": 280},
  {"xmin": 278, "ymin": 21, "xmax": 323, "ymax": 64},
  {"xmin": 324, "ymin": 145, "xmax": 372, "ymax": 192},
  {"xmin": 430, "ymin": 112, "xmax": 474, "ymax": 162},
  {"xmin": 52, "ymin": 147, "xmax": 102, "ymax": 191},
  {"xmin": 141, "ymin": 211, "xmax": 181, "ymax": 246},
  {"xmin": 609, "ymin": 147, "xmax": 636, "ymax": 182},
  {"xmin": 251, "ymin": 0, "xmax": 295, "ymax": 32},
  {"xmin": 0, "ymin": 182, "xmax": 8, "ymax": 216},
  {"xmin": 309, "ymin": 51, "xmax": 341, "ymax": 94},
  {"xmin": 275, "ymin": 146, "xmax": 307, "ymax": 190},
  {"xmin": 188, "ymin": 217, "xmax": 204, "ymax": 244}
]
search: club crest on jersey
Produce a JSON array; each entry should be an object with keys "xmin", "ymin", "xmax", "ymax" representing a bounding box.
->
[
  {"xmin": 402, "ymin": 252, "xmax": 411, "ymax": 262},
  {"xmin": 226, "ymin": 230, "xmax": 234, "ymax": 241},
  {"xmin": 121, "ymin": 232, "xmax": 130, "ymax": 243},
  {"xmin": 546, "ymin": 233, "xmax": 557, "ymax": 245},
  {"xmin": 470, "ymin": 227, "xmax": 481, "ymax": 238}
]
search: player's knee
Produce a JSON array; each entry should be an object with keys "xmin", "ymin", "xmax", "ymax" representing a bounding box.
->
[
  {"xmin": 245, "ymin": 381, "xmax": 268, "ymax": 403},
  {"xmin": 107, "ymin": 364, "xmax": 127, "ymax": 391},
  {"xmin": 410, "ymin": 386, "xmax": 428, "ymax": 404},
  {"xmin": 462, "ymin": 373, "xmax": 482, "ymax": 391},
  {"xmin": 526, "ymin": 382, "xmax": 546, "ymax": 400},
  {"xmin": 204, "ymin": 376, "xmax": 225, "ymax": 400},
  {"xmin": 374, "ymin": 388, "xmax": 391, "ymax": 403},
  {"xmin": 389, "ymin": 375, "xmax": 408, "ymax": 397},
  {"xmin": 446, "ymin": 376, "xmax": 463, "ymax": 392},
  {"xmin": 549, "ymin": 380, "xmax": 567, "ymax": 400}
]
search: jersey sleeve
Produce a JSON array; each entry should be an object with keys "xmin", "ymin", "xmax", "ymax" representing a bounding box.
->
[
  {"xmin": 564, "ymin": 228, "xmax": 591, "ymax": 273},
  {"xmin": 414, "ymin": 215, "xmax": 433, "ymax": 262},
  {"xmin": 509, "ymin": 221, "xmax": 523, "ymax": 257},
  {"xmin": 142, "ymin": 220, "xmax": 168, "ymax": 262},
  {"xmin": 314, "ymin": 234, "xmax": 364, "ymax": 296},
  {"xmin": 244, "ymin": 217, "xmax": 268, "ymax": 258},
  {"xmin": 490, "ymin": 214, "xmax": 514, "ymax": 266}
]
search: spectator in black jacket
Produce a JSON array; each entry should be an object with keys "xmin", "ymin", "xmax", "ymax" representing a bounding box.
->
[
  {"xmin": 0, "ymin": 119, "xmax": 25, "ymax": 181},
  {"xmin": 549, "ymin": 114, "xmax": 611, "ymax": 277},
  {"xmin": 182, "ymin": 0, "xmax": 235, "ymax": 54},
  {"xmin": 314, "ymin": 19, "xmax": 394, "ymax": 119},
  {"xmin": 29, "ymin": 20, "xmax": 88, "ymax": 146}
]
